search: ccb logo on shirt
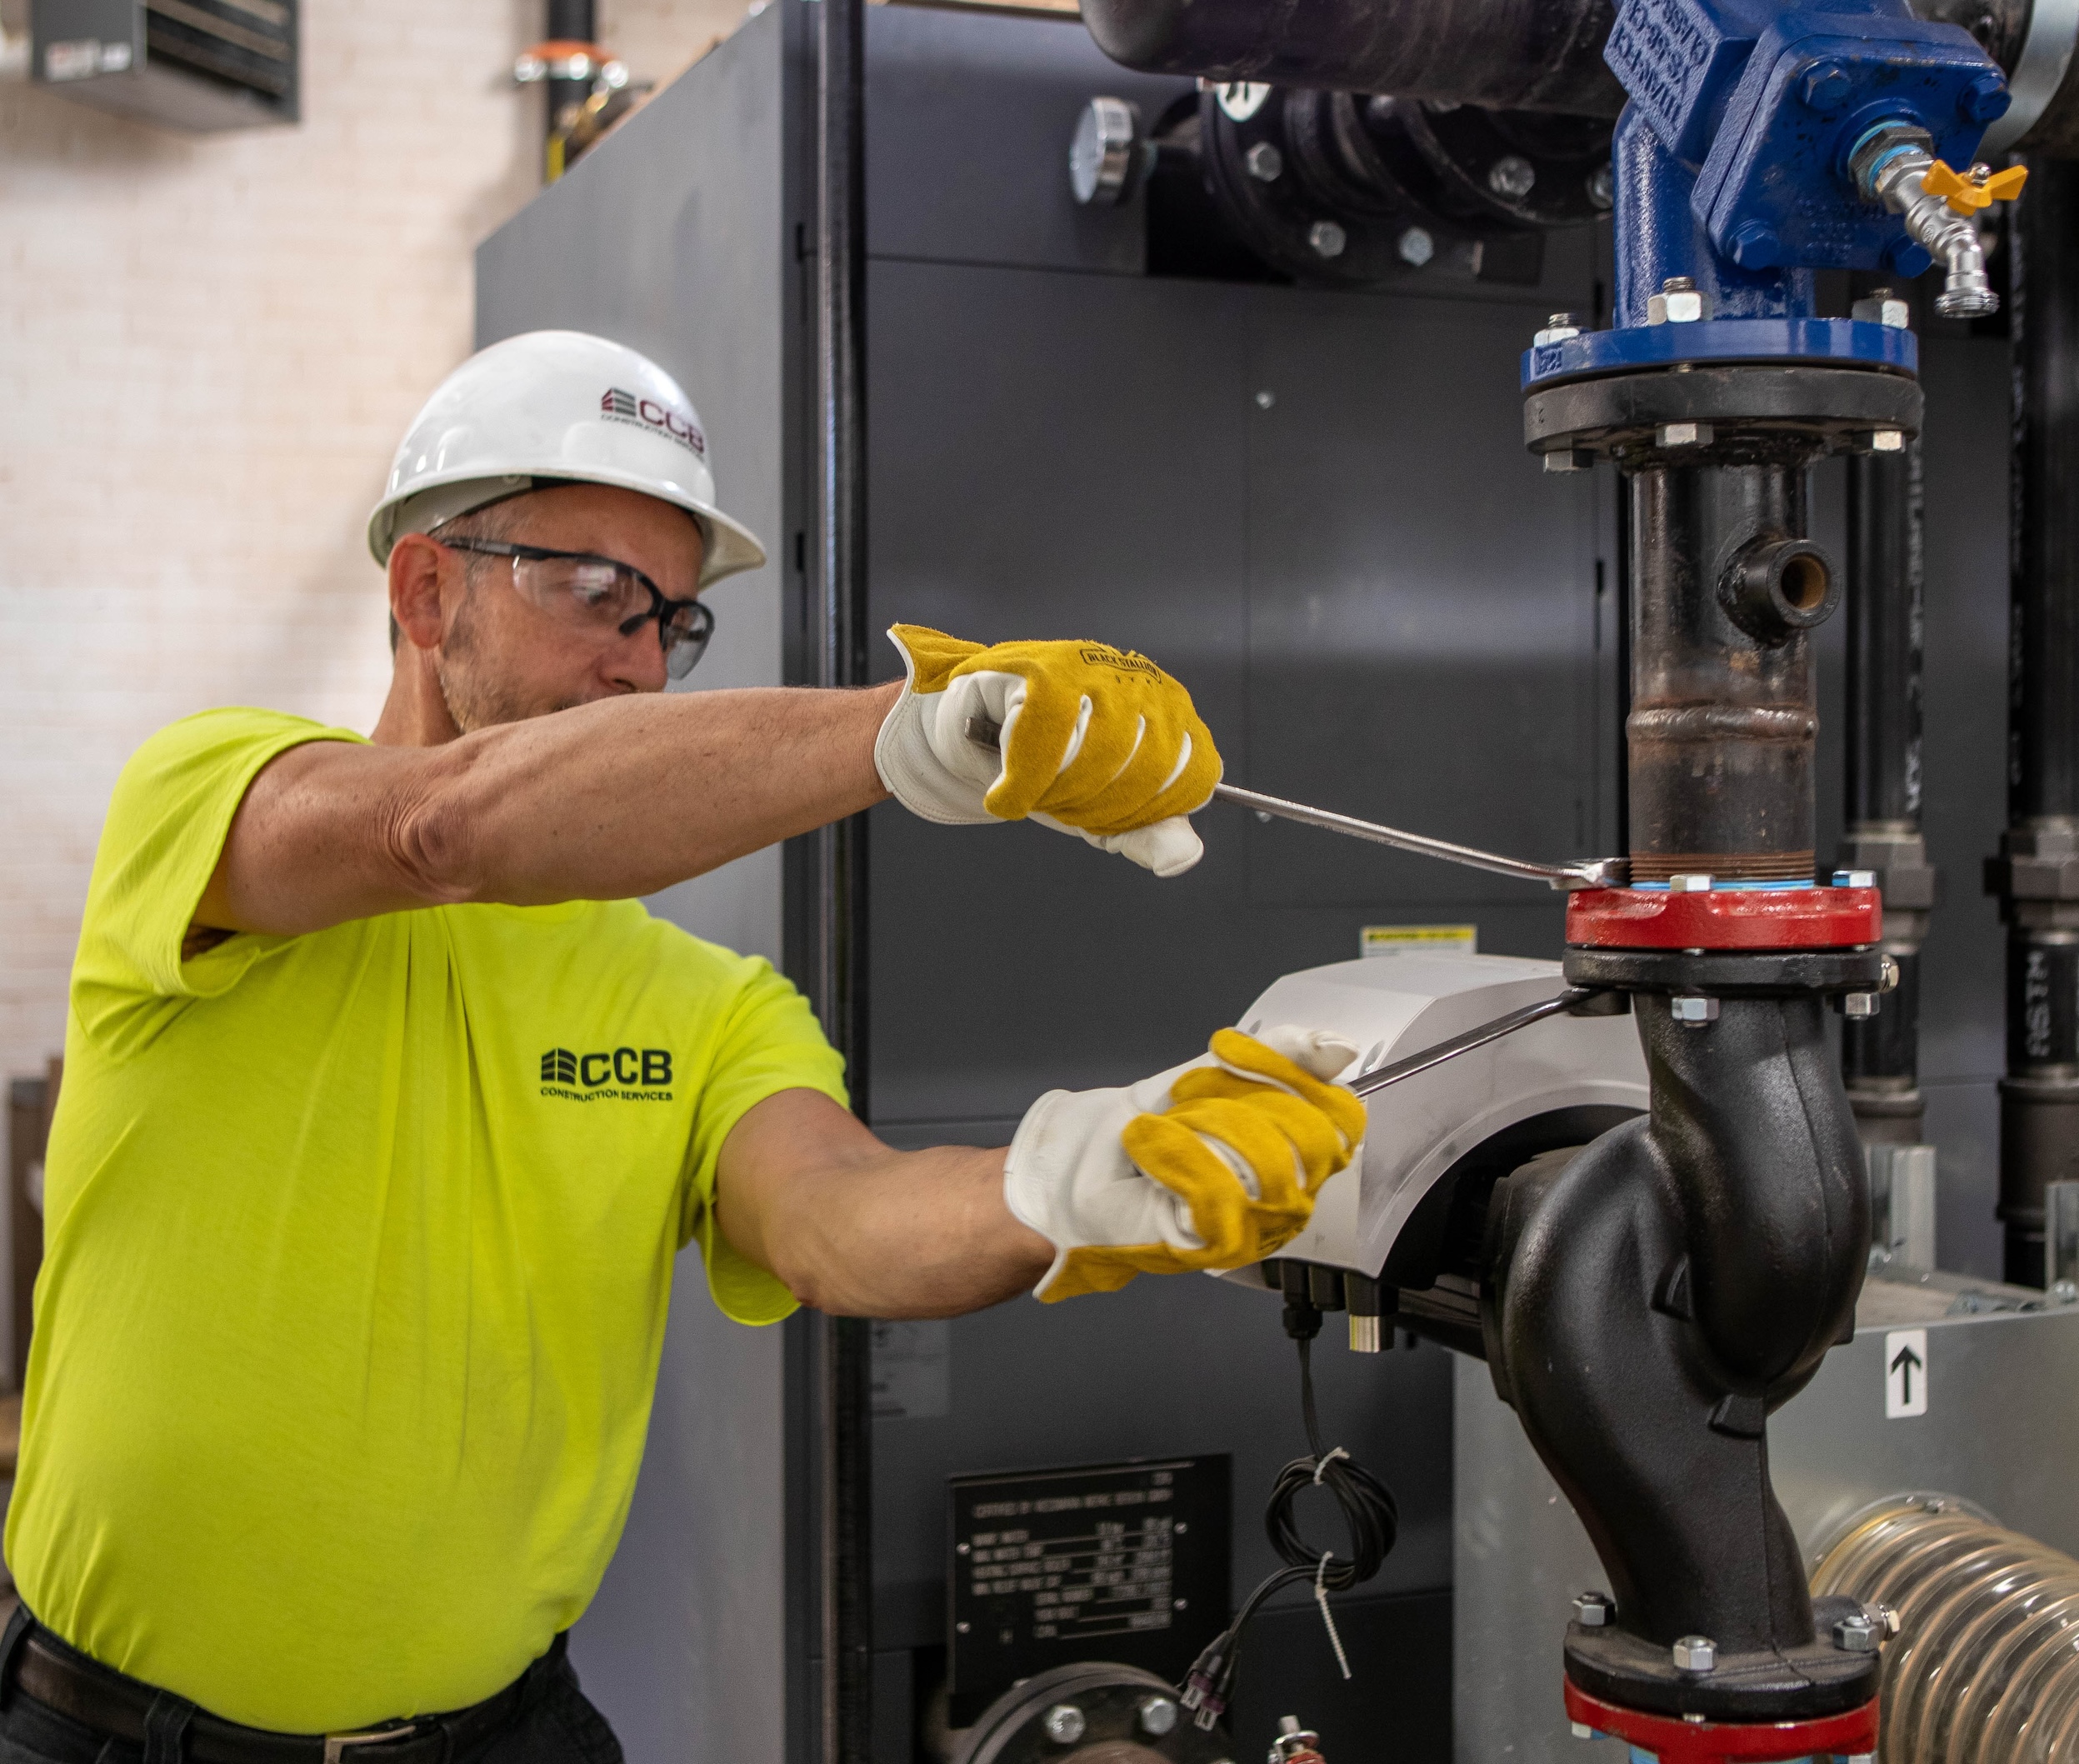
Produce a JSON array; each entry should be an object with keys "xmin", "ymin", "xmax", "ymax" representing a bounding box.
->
[{"xmin": 539, "ymin": 1047, "xmax": 674, "ymax": 1100}]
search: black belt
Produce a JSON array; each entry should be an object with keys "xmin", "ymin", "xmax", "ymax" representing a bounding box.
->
[{"xmin": 5, "ymin": 1612, "xmax": 558, "ymax": 1764}]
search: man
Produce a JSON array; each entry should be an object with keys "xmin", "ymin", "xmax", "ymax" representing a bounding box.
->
[{"xmin": 5, "ymin": 332, "xmax": 1363, "ymax": 1761}]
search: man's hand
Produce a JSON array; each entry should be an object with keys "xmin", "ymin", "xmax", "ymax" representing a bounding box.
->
[
  {"xmin": 1004, "ymin": 1026, "xmax": 1366, "ymax": 1302},
  {"xmin": 873, "ymin": 625, "xmax": 1222, "ymax": 877}
]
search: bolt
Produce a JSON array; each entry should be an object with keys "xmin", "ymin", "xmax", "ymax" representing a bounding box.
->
[
  {"xmin": 1802, "ymin": 58, "xmax": 1852, "ymax": 112},
  {"xmin": 1308, "ymin": 219, "xmax": 1347, "ymax": 258},
  {"xmin": 1868, "ymin": 1602, "xmax": 1902, "ymax": 1637},
  {"xmin": 1573, "ymin": 1591, "xmax": 1615, "ymax": 1628},
  {"xmin": 1870, "ymin": 428, "xmax": 1906, "ymax": 452},
  {"xmin": 1672, "ymin": 1635, "xmax": 1717, "ymax": 1672},
  {"xmin": 1657, "ymin": 422, "xmax": 1712, "ymax": 447},
  {"xmin": 1729, "ymin": 220, "xmax": 1781, "ymax": 268},
  {"xmin": 1852, "ymin": 288, "xmax": 1912, "ymax": 329},
  {"xmin": 1138, "ymin": 1696, "xmax": 1179, "ymax": 1737},
  {"xmin": 1397, "ymin": 226, "xmax": 1435, "ymax": 267},
  {"xmin": 1489, "ymin": 153, "xmax": 1537, "ymax": 199},
  {"xmin": 1535, "ymin": 312, "xmax": 1583, "ymax": 347},
  {"xmin": 1246, "ymin": 141, "xmax": 1284, "ymax": 182},
  {"xmin": 1843, "ymin": 992, "xmax": 1880, "ymax": 1017},
  {"xmin": 1588, "ymin": 163, "xmax": 1614, "ymax": 210},
  {"xmin": 1657, "ymin": 277, "xmax": 1707, "ymax": 322},
  {"xmin": 1670, "ymin": 996, "xmax": 1720, "ymax": 1027},
  {"xmin": 1833, "ymin": 1612, "xmax": 1881, "ymax": 1652},
  {"xmin": 1042, "ymin": 1704, "xmax": 1087, "ymax": 1746},
  {"xmin": 1961, "ymin": 69, "xmax": 2009, "ymax": 124}
]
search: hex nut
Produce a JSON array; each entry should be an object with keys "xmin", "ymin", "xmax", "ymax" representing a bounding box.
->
[
  {"xmin": 1572, "ymin": 1591, "xmax": 1614, "ymax": 1628},
  {"xmin": 1397, "ymin": 226, "xmax": 1435, "ymax": 267},
  {"xmin": 1309, "ymin": 219, "xmax": 1347, "ymax": 259},
  {"xmin": 1042, "ymin": 1704, "xmax": 1088, "ymax": 1746},
  {"xmin": 1138, "ymin": 1696, "xmax": 1179, "ymax": 1737},
  {"xmin": 1657, "ymin": 422, "xmax": 1712, "ymax": 447},
  {"xmin": 1488, "ymin": 153, "xmax": 1537, "ymax": 199},
  {"xmin": 1870, "ymin": 428, "xmax": 1906, "ymax": 452},
  {"xmin": 1833, "ymin": 1612, "xmax": 1881, "ymax": 1653},
  {"xmin": 1852, "ymin": 289, "xmax": 1912, "ymax": 329},
  {"xmin": 1843, "ymin": 992, "xmax": 1880, "ymax": 1018},
  {"xmin": 1587, "ymin": 163, "xmax": 1614, "ymax": 210},
  {"xmin": 1671, "ymin": 996, "xmax": 1720, "ymax": 1027},
  {"xmin": 1246, "ymin": 141, "xmax": 1283, "ymax": 182},
  {"xmin": 1672, "ymin": 1635, "xmax": 1717, "ymax": 1672}
]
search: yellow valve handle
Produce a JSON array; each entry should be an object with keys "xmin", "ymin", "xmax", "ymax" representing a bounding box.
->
[{"xmin": 1924, "ymin": 160, "xmax": 2028, "ymax": 215}]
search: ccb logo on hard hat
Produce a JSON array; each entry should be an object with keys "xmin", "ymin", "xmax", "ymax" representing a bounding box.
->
[{"xmin": 600, "ymin": 387, "xmax": 707, "ymax": 458}]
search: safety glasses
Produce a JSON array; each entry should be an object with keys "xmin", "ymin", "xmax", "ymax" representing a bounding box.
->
[{"xmin": 437, "ymin": 537, "xmax": 715, "ymax": 680}]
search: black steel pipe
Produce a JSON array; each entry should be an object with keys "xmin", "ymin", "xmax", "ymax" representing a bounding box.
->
[
  {"xmin": 544, "ymin": 0, "xmax": 596, "ymax": 170},
  {"xmin": 1626, "ymin": 457, "xmax": 1827, "ymax": 882},
  {"xmin": 1082, "ymin": 0, "xmax": 1624, "ymax": 116},
  {"xmin": 1992, "ymin": 157, "xmax": 2079, "ymax": 1287},
  {"xmin": 1841, "ymin": 427, "xmax": 1933, "ymax": 1142},
  {"xmin": 1486, "ymin": 996, "xmax": 1873, "ymax": 1720},
  {"xmin": 815, "ymin": 0, "xmax": 874, "ymax": 1756}
]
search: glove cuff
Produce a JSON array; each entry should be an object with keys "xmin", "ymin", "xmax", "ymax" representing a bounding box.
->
[{"xmin": 874, "ymin": 687, "xmax": 997, "ymax": 826}]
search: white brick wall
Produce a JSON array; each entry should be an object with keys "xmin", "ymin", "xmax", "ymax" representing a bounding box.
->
[{"xmin": 0, "ymin": 0, "xmax": 750, "ymax": 1093}]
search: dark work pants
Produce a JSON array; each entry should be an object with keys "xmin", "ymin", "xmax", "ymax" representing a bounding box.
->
[{"xmin": 0, "ymin": 1610, "xmax": 623, "ymax": 1764}]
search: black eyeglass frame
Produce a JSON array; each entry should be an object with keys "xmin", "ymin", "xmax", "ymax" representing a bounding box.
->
[{"xmin": 436, "ymin": 536, "xmax": 716, "ymax": 677}]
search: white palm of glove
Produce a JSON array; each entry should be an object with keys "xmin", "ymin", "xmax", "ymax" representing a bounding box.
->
[
  {"xmin": 875, "ymin": 657, "xmax": 1207, "ymax": 878},
  {"xmin": 1004, "ymin": 1025, "xmax": 1363, "ymax": 1299}
]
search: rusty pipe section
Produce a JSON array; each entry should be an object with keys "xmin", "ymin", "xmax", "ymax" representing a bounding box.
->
[{"xmin": 1625, "ymin": 456, "xmax": 1833, "ymax": 883}]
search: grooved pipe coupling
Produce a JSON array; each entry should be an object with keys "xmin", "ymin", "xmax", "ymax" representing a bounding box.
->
[{"xmin": 1852, "ymin": 127, "xmax": 1998, "ymax": 318}]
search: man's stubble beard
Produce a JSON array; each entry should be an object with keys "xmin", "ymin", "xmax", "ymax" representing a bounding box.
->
[{"xmin": 435, "ymin": 584, "xmax": 582, "ymax": 732}]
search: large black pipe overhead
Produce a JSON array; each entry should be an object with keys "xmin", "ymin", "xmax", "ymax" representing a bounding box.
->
[
  {"xmin": 814, "ymin": 0, "xmax": 874, "ymax": 1755},
  {"xmin": 1079, "ymin": 0, "xmax": 1625, "ymax": 115},
  {"xmin": 1841, "ymin": 341, "xmax": 1936, "ymax": 1147},
  {"xmin": 1990, "ymin": 157, "xmax": 2079, "ymax": 1287}
]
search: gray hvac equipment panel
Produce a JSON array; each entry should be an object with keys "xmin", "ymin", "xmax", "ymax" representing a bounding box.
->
[
  {"xmin": 472, "ymin": 6, "xmax": 2014, "ymax": 1764},
  {"xmin": 1453, "ymin": 1303, "xmax": 2079, "ymax": 1763}
]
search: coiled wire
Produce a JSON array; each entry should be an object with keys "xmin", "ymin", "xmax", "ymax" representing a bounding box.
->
[{"xmin": 1812, "ymin": 1493, "xmax": 2079, "ymax": 1763}]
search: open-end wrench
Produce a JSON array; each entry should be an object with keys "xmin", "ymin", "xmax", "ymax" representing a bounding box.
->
[
  {"xmin": 1345, "ymin": 987, "xmax": 1624, "ymax": 1098},
  {"xmin": 962, "ymin": 716, "xmax": 1627, "ymax": 892}
]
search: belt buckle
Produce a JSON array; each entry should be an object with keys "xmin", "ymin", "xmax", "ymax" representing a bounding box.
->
[{"xmin": 322, "ymin": 1726, "xmax": 424, "ymax": 1764}]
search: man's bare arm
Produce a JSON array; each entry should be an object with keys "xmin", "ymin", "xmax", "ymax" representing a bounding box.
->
[
  {"xmin": 715, "ymin": 1089, "xmax": 1052, "ymax": 1319},
  {"xmin": 195, "ymin": 683, "xmax": 901, "ymax": 936}
]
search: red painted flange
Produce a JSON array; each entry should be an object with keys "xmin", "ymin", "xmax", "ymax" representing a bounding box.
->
[
  {"xmin": 1565, "ymin": 886, "xmax": 1881, "ymax": 951},
  {"xmin": 1563, "ymin": 1680, "xmax": 1880, "ymax": 1762}
]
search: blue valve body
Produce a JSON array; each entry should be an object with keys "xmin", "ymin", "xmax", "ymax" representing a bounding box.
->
[{"xmin": 1524, "ymin": 0, "xmax": 2007, "ymax": 389}]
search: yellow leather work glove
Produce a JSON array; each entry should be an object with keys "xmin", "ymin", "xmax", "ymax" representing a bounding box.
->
[
  {"xmin": 1003, "ymin": 1027, "xmax": 1367, "ymax": 1302},
  {"xmin": 872, "ymin": 624, "xmax": 1223, "ymax": 877}
]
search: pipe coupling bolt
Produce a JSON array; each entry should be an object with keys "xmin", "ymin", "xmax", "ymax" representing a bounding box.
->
[{"xmin": 1720, "ymin": 537, "xmax": 1840, "ymax": 644}]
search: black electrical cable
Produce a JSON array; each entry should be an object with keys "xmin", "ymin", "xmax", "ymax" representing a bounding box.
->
[{"xmin": 1178, "ymin": 1303, "xmax": 1400, "ymax": 1729}]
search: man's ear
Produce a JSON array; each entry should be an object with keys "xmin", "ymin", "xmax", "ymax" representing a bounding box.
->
[{"xmin": 387, "ymin": 536, "xmax": 448, "ymax": 652}]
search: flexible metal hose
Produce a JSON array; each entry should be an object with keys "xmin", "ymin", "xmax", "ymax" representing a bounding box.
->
[{"xmin": 1812, "ymin": 1494, "xmax": 2079, "ymax": 1762}]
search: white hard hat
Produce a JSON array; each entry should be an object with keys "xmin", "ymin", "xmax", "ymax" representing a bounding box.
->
[{"xmin": 366, "ymin": 329, "xmax": 767, "ymax": 587}]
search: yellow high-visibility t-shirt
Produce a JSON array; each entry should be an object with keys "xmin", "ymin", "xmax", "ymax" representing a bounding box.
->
[{"xmin": 7, "ymin": 707, "xmax": 847, "ymax": 1732}]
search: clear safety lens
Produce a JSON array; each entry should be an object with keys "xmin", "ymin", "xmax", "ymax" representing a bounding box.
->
[{"xmin": 510, "ymin": 555, "xmax": 714, "ymax": 678}]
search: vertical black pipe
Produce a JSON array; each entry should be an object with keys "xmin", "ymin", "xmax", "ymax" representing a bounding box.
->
[
  {"xmin": 816, "ymin": 0, "xmax": 874, "ymax": 1754},
  {"xmin": 1993, "ymin": 157, "xmax": 2079, "ymax": 1286},
  {"xmin": 1614, "ymin": 475, "xmax": 1632, "ymax": 852},
  {"xmin": 544, "ymin": 0, "xmax": 596, "ymax": 175},
  {"xmin": 1841, "ymin": 410, "xmax": 1933, "ymax": 1145}
]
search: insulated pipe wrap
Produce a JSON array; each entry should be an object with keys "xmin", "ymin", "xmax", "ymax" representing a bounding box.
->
[{"xmin": 1079, "ymin": 0, "xmax": 1626, "ymax": 115}]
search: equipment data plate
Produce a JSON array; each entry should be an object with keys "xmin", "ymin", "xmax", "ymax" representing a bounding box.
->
[{"xmin": 947, "ymin": 1456, "xmax": 1230, "ymax": 1723}]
